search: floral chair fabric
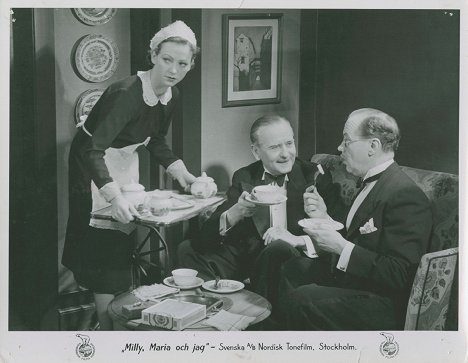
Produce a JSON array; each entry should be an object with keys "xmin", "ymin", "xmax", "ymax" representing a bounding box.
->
[
  {"xmin": 404, "ymin": 248, "xmax": 458, "ymax": 330},
  {"xmin": 311, "ymin": 154, "xmax": 459, "ymax": 330}
]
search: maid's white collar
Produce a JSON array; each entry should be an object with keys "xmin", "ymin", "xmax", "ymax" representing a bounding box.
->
[{"xmin": 137, "ymin": 70, "xmax": 172, "ymax": 106}]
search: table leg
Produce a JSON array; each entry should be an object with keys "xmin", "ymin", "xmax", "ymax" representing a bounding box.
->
[{"xmin": 131, "ymin": 225, "xmax": 170, "ymax": 288}]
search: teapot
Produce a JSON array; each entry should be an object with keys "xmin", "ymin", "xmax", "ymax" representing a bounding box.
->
[
  {"xmin": 121, "ymin": 181, "xmax": 146, "ymax": 208},
  {"xmin": 190, "ymin": 172, "xmax": 217, "ymax": 199}
]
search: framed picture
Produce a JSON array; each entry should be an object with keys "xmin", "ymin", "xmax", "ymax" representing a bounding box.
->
[{"xmin": 222, "ymin": 13, "xmax": 283, "ymax": 107}]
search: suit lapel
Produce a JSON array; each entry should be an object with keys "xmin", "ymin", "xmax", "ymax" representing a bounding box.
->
[
  {"xmin": 240, "ymin": 162, "xmax": 265, "ymax": 193},
  {"xmin": 346, "ymin": 162, "xmax": 399, "ymax": 239}
]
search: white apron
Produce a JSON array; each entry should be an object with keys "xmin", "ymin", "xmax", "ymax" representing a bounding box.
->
[{"xmin": 89, "ymin": 137, "xmax": 151, "ymax": 234}]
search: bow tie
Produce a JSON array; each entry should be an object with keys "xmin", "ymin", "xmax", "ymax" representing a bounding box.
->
[
  {"xmin": 356, "ymin": 171, "xmax": 384, "ymax": 190},
  {"xmin": 264, "ymin": 172, "xmax": 287, "ymax": 187}
]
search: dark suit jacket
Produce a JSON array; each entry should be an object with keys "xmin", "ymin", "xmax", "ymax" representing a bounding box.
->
[
  {"xmin": 197, "ymin": 158, "xmax": 343, "ymax": 252},
  {"xmin": 342, "ymin": 162, "xmax": 432, "ymax": 315}
]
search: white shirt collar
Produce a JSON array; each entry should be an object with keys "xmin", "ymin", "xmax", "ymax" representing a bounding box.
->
[
  {"xmin": 261, "ymin": 168, "xmax": 290, "ymax": 183},
  {"xmin": 137, "ymin": 70, "xmax": 172, "ymax": 106},
  {"xmin": 363, "ymin": 159, "xmax": 394, "ymax": 181}
]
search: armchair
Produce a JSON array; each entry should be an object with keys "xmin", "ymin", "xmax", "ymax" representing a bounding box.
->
[{"xmin": 310, "ymin": 153, "xmax": 459, "ymax": 330}]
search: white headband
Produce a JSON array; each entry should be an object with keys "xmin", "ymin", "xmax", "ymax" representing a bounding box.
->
[{"xmin": 150, "ymin": 20, "xmax": 197, "ymax": 51}]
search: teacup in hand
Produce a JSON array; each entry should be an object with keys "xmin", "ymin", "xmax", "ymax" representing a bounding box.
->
[
  {"xmin": 171, "ymin": 268, "xmax": 198, "ymax": 286},
  {"xmin": 251, "ymin": 185, "xmax": 283, "ymax": 203}
]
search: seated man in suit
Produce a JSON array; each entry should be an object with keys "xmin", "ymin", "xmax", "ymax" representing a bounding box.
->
[
  {"xmin": 178, "ymin": 115, "xmax": 342, "ymax": 306},
  {"xmin": 278, "ymin": 108, "xmax": 433, "ymax": 330}
]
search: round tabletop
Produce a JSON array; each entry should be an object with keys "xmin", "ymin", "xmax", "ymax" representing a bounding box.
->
[{"xmin": 108, "ymin": 287, "xmax": 271, "ymax": 331}]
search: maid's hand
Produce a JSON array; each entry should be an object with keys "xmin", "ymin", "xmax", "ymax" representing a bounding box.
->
[
  {"xmin": 111, "ymin": 195, "xmax": 140, "ymax": 224},
  {"xmin": 166, "ymin": 160, "xmax": 196, "ymax": 192}
]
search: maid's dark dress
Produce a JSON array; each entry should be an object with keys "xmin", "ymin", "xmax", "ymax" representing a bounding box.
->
[{"xmin": 63, "ymin": 73, "xmax": 180, "ymax": 293}]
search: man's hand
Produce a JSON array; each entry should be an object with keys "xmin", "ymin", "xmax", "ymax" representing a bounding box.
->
[
  {"xmin": 304, "ymin": 186, "xmax": 328, "ymax": 218},
  {"xmin": 226, "ymin": 191, "xmax": 257, "ymax": 226},
  {"xmin": 263, "ymin": 226, "xmax": 304, "ymax": 248},
  {"xmin": 110, "ymin": 195, "xmax": 140, "ymax": 224},
  {"xmin": 303, "ymin": 227, "xmax": 347, "ymax": 255}
]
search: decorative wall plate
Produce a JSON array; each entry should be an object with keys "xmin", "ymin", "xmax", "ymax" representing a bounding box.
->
[
  {"xmin": 74, "ymin": 34, "xmax": 120, "ymax": 83},
  {"xmin": 74, "ymin": 89, "xmax": 104, "ymax": 124},
  {"xmin": 73, "ymin": 8, "xmax": 117, "ymax": 26}
]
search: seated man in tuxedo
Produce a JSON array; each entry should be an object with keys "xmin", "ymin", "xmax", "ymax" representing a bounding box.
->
[
  {"xmin": 278, "ymin": 108, "xmax": 432, "ymax": 330},
  {"xmin": 178, "ymin": 115, "xmax": 342, "ymax": 306}
]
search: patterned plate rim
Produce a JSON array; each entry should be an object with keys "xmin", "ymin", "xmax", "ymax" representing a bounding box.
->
[
  {"xmin": 73, "ymin": 8, "xmax": 117, "ymax": 26},
  {"xmin": 74, "ymin": 34, "xmax": 120, "ymax": 83},
  {"xmin": 74, "ymin": 88, "xmax": 104, "ymax": 124}
]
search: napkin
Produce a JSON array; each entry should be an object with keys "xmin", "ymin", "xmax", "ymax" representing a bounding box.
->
[
  {"xmin": 132, "ymin": 283, "xmax": 179, "ymax": 301},
  {"xmin": 202, "ymin": 310, "xmax": 256, "ymax": 331}
]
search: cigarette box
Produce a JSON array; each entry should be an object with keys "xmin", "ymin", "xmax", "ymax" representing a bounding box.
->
[{"xmin": 141, "ymin": 299, "xmax": 206, "ymax": 330}]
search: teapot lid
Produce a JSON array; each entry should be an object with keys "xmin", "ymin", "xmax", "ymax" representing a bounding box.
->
[
  {"xmin": 121, "ymin": 180, "xmax": 145, "ymax": 192},
  {"xmin": 195, "ymin": 172, "xmax": 214, "ymax": 183}
]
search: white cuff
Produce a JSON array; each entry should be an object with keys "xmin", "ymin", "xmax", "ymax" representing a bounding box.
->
[
  {"xmin": 166, "ymin": 159, "xmax": 186, "ymax": 179},
  {"xmin": 99, "ymin": 181, "xmax": 122, "ymax": 203},
  {"xmin": 336, "ymin": 241, "xmax": 355, "ymax": 272},
  {"xmin": 219, "ymin": 210, "xmax": 234, "ymax": 236},
  {"xmin": 302, "ymin": 235, "xmax": 318, "ymax": 258}
]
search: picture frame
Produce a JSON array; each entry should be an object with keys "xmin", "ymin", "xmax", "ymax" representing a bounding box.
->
[{"xmin": 222, "ymin": 13, "xmax": 283, "ymax": 107}]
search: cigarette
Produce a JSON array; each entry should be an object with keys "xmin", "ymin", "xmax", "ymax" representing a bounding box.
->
[{"xmin": 317, "ymin": 164, "xmax": 324, "ymax": 175}]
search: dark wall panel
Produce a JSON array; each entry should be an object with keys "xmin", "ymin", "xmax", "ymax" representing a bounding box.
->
[
  {"xmin": 130, "ymin": 8, "xmax": 162, "ymax": 190},
  {"xmin": 10, "ymin": 8, "xmax": 58, "ymax": 330},
  {"xmin": 301, "ymin": 10, "xmax": 459, "ymax": 173},
  {"xmin": 171, "ymin": 9, "xmax": 202, "ymax": 176},
  {"xmin": 298, "ymin": 10, "xmax": 318, "ymax": 160}
]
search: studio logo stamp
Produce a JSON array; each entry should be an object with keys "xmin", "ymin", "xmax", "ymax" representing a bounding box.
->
[
  {"xmin": 75, "ymin": 334, "xmax": 95, "ymax": 360},
  {"xmin": 379, "ymin": 332, "xmax": 399, "ymax": 359}
]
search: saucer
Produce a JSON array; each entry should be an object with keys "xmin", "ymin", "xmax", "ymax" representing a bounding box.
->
[
  {"xmin": 170, "ymin": 197, "xmax": 195, "ymax": 210},
  {"xmin": 163, "ymin": 276, "xmax": 204, "ymax": 290},
  {"xmin": 202, "ymin": 279, "xmax": 245, "ymax": 294},
  {"xmin": 298, "ymin": 218, "xmax": 344, "ymax": 231},
  {"xmin": 245, "ymin": 194, "xmax": 287, "ymax": 206}
]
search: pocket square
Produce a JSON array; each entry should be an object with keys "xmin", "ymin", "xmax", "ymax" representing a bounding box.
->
[{"xmin": 359, "ymin": 217, "xmax": 378, "ymax": 234}]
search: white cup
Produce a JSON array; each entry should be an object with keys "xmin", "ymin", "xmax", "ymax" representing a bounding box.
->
[
  {"xmin": 171, "ymin": 268, "xmax": 198, "ymax": 286},
  {"xmin": 251, "ymin": 185, "xmax": 283, "ymax": 203}
]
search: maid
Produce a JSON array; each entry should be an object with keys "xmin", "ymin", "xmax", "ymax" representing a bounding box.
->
[{"xmin": 62, "ymin": 20, "xmax": 199, "ymax": 330}]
